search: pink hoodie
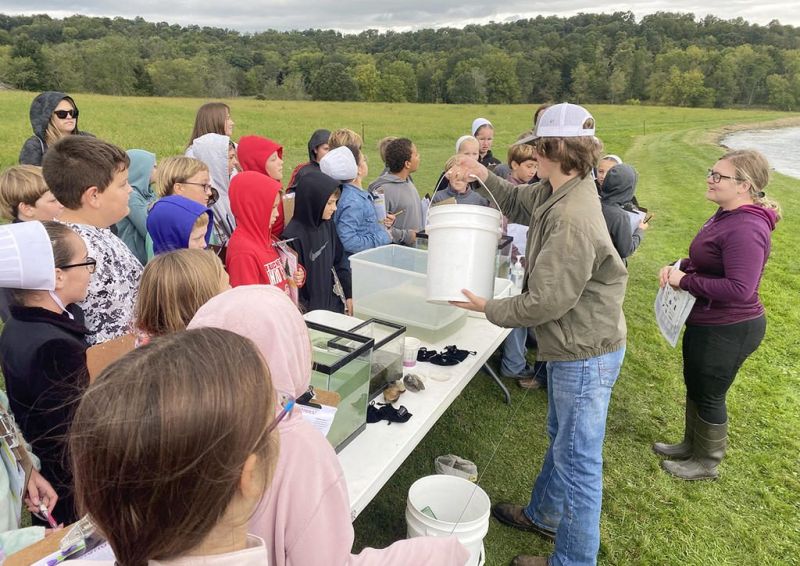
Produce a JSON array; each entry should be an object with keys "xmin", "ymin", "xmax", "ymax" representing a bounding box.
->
[{"xmin": 188, "ymin": 286, "xmax": 468, "ymax": 566}]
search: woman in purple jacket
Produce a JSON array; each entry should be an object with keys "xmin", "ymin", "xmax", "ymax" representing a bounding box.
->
[{"xmin": 654, "ymin": 149, "xmax": 780, "ymax": 480}]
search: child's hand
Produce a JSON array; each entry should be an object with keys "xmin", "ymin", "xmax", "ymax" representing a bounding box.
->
[
  {"xmin": 24, "ymin": 469, "xmax": 58, "ymax": 515},
  {"xmin": 384, "ymin": 213, "xmax": 396, "ymax": 228},
  {"xmin": 293, "ymin": 265, "xmax": 306, "ymax": 288},
  {"xmin": 345, "ymin": 299, "xmax": 353, "ymax": 316},
  {"xmin": 639, "ymin": 221, "xmax": 650, "ymax": 231}
]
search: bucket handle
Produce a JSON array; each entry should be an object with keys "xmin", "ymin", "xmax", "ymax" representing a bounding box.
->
[{"xmin": 424, "ymin": 174, "xmax": 503, "ymax": 228}]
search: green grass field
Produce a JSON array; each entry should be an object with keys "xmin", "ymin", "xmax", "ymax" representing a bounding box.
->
[{"xmin": 1, "ymin": 92, "xmax": 799, "ymax": 565}]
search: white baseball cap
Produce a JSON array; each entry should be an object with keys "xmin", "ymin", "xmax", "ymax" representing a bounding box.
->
[
  {"xmin": 518, "ymin": 103, "xmax": 595, "ymax": 143},
  {"xmin": 0, "ymin": 221, "xmax": 55, "ymax": 290},
  {"xmin": 320, "ymin": 146, "xmax": 358, "ymax": 182}
]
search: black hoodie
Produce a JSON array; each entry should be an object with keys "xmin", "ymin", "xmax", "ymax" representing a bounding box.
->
[
  {"xmin": 287, "ymin": 129, "xmax": 331, "ymax": 191},
  {"xmin": 282, "ymin": 169, "xmax": 352, "ymax": 313},
  {"xmin": 19, "ymin": 91, "xmax": 91, "ymax": 165},
  {"xmin": 600, "ymin": 163, "xmax": 644, "ymax": 260}
]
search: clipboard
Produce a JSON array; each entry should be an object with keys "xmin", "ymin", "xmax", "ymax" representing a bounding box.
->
[
  {"xmin": 85, "ymin": 333, "xmax": 135, "ymax": 382},
  {"xmin": 297, "ymin": 388, "xmax": 340, "ymax": 437}
]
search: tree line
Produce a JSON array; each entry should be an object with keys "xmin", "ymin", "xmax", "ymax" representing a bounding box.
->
[{"xmin": 2, "ymin": 12, "xmax": 800, "ymax": 110}]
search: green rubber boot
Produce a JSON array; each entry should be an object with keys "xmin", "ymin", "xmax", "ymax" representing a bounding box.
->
[
  {"xmin": 653, "ymin": 398, "xmax": 697, "ymax": 459},
  {"xmin": 661, "ymin": 416, "xmax": 727, "ymax": 480}
]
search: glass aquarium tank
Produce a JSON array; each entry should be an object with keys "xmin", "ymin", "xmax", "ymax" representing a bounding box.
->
[
  {"xmin": 347, "ymin": 318, "xmax": 405, "ymax": 400},
  {"xmin": 306, "ymin": 321, "xmax": 373, "ymax": 452}
]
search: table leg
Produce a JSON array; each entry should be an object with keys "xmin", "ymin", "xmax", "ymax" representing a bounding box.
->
[{"xmin": 482, "ymin": 363, "xmax": 511, "ymax": 404}]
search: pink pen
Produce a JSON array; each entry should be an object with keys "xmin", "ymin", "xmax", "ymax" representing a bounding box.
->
[{"xmin": 39, "ymin": 502, "xmax": 58, "ymax": 529}]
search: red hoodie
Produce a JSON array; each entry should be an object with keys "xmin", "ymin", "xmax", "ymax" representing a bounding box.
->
[
  {"xmin": 238, "ymin": 135, "xmax": 285, "ymax": 237},
  {"xmin": 227, "ymin": 171, "xmax": 289, "ymax": 291}
]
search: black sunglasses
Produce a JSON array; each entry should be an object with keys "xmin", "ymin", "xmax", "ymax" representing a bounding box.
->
[
  {"xmin": 57, "ymin": 257, "xmax": 97, "ymax": 274},
  {"xmin": 53, "ymin": 109, "xmax": 78, "ymax": 119}
]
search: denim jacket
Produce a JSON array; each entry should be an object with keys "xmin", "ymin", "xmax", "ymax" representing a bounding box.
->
[{"xmin": 333, "ymin": 183, "xmax": 391, "ymax": 255}]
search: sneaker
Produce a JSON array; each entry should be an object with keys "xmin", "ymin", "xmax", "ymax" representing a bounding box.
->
[
  {"xmin": 518, "ymin": 375, "xmax": 547, "ymax": 390},
  {"xmin": 491, "ymin": 503, "xmax": 556, "ymax": 542},
  {"xmin": 511, "ymin": 556, "xmax": 549, "ymax": 566},
  {"xmin": 501, "ymin": 364, "xmax": 540, "ymax": 380}
]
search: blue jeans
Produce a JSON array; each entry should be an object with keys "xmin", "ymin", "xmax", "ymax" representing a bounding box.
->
[
  {"xmin": 523, "ymin": 347, "xmax": 626, "ymax": 566},
  {"xmin": 501, "ymin": 327, "xmax": 529, "ymax": 375}
]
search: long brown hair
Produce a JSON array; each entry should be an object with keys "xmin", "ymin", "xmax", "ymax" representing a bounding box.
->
[
  {"xmin": 134, "ymin": 249, "xmax": 228, "ymax": 337},
  {"xmin": 70, "ymin": 328, "xmax": 278, "ymax": 566},
  {"xmin": 187, "ymin": 102, "xmax": 230, "ymax": 147}
]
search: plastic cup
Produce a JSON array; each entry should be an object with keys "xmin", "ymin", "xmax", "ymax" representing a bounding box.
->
[{"xmin": 403, "ymin": 337, "xmax": 421, "ymax": 368}]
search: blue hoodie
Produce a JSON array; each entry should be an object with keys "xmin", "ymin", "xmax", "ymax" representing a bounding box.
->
[
  {"xmin": 146, "ymin": 195, "xmax": 213, "ymax": 255},
  {"xmin": 116, "ymin": 149, "xmax": 157, "ymax": 265}
]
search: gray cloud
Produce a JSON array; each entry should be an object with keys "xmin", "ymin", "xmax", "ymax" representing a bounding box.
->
[{"xmin": 3, "ymin": 1, "xmax": 798, "ymax": 32}]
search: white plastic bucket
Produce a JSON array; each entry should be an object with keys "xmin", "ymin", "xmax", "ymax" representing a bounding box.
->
[
  {"xmin": 406, "ymin": 474, "xmax": 490, "ymax": 566},
  {"xmin": 426, "ymin": 204, "xmax": 502, "ymax": 304}
]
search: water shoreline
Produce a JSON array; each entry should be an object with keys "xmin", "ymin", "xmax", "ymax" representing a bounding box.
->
[{"xmin": 719, "ymin": 122, "xmax": 800, "ymax": 180}]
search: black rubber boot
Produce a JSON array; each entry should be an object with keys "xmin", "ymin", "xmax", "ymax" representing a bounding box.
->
[
  {"xmin": 661, "ymin": 416, "xmax": 727, "ymax": 480},
  {"xmin": 653, "ymin": 398, "xmax": 697, "ymax": 459}
]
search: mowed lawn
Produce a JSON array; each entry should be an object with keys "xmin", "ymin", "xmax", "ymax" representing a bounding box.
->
[{"xmin": 1, "ymin": 92, "xmax": 799, "ymax": 565}]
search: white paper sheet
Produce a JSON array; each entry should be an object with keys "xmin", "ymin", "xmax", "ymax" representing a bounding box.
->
[
  {"xmin": 298, "ymin": 404, "xmax": 337, "ymax": 437},
  {"xmin": 654, "ymin": 262, "xmax": 697, "ymax": 347}
]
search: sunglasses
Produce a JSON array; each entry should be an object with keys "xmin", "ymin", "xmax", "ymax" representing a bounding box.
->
[
  {"xmin": 57, "ymin": 257, "xmax": 97, "ymax": 274},
  {"xmin": 53, "ymin": 109, "xmax": 78, "ymax": 119}
]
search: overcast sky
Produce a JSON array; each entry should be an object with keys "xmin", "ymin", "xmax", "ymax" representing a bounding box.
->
[{"xmin": 4, "ymin": 1, "xmax": 799, "ymax": 33}]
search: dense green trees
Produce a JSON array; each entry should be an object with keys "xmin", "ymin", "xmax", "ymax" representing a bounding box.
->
[{"xmin": 1, "ymin": 12, "xmax": 800, "ymax": 109}]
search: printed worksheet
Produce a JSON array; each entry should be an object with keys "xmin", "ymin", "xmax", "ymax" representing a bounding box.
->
[{"xmin": 654, "ymin": 263, "xmax": 696, "ymax": 347}]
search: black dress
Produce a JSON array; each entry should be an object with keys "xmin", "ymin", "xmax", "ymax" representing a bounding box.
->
[{"xmin": 0, "ymin": 304, "xmax": 90, "ymax": 524}]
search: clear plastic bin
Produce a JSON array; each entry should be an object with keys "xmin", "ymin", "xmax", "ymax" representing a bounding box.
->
[
  {"xmin": 306, "ymin": 321, "xmax": 373, "ymax": 452},
  {"xmin": 349, "ymin": 245, "xmax": 466, "ymax": 341}
]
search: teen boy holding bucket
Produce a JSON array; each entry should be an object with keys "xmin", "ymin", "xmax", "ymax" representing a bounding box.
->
[{"xmin": 447, "ymin": 103, "xmax": 628, "ymax": 566}]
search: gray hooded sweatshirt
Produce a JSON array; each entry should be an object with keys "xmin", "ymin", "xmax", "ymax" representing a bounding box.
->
[
  {"xmin": 368, "ymin": 172, "xmax": 423, "ymax": 245},
  {"xmin": 600, "ymin": 163, "xmax": 644, "ymax": 260},
  {"xmin": 186, "ymin": 133, "xmax": 236, "ymax": 242},
  {"xmin": 19, "ymin": 92, "xmax": 90, "ymax": 165}
]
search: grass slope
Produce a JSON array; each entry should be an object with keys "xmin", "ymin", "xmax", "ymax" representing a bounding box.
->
[{"xmin": 1, "ymin": 92, "xmax": 798, "ymax": 564}]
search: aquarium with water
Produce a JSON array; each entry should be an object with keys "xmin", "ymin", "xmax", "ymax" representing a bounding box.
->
[
  {"xmin": 306, "ymin": 321, "xmax": 373, "ymax": 452},
  {"xmin": 347, "ymin": 318, "xmax": 405, "ymax": 399}
]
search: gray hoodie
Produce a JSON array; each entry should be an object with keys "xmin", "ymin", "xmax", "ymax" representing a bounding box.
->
[
  {"xmin": 600, "ymin": 163, "xmax": 644, "ymax": 260},
  {"xmin": 186, "ymin": 133, "xmax": 235, "ymax": 241},
  {"xmin": 19, "ymin": 92, "xmax": 89, "ymax": 165},
  {"xmin": 368, "ymin": 172, "xmax": 423, "ymax": 244}
]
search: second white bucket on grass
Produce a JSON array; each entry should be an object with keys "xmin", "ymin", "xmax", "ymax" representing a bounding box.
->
[
  {"xmin": 406, "ymin": 474, "xmax": 490, "ymax": 566},
  {"xmin": 426, "ymin": 204, "xmax": 502, "ymax": 304}
]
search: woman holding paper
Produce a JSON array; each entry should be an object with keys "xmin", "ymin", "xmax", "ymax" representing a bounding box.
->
[
  {"xmin": 188, "ymin": 285, "xmax": 469, "ymax": 566},
  {"xmin": 655, "ymin": 149, "xmax": 780, "ymax": 480}
]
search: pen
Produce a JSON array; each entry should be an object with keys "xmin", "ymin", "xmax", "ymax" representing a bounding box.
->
[{"xmin": 40, "ymin": 501, "xmax": 58, "ymax": 529}]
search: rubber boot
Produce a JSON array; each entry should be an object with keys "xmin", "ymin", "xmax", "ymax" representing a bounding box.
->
[
  {"xmin": 653, "ymin": 398, "xmax": 697, "ymax": 459},
  {"xmin": 661, "ymin": 416, "xmax": 727, "ymax": 480}
]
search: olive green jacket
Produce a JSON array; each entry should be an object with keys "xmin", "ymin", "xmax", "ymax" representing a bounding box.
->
[{"xmin": 478, "ymin": 172, "xmax": 627, "ymax": 361}]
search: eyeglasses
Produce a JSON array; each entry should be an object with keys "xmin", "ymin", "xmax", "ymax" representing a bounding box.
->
[
  {"xmin": 707, "ymin": 169, "xmax": 743, "ymax": 184},
  {"xmin": 181, "ymin": 182, "xmax": 218, "ymax": 206},
  {"xmin": 266, "ymin": 393, "xmax": 296, "ymax": 434},
  {"xmin": 53, "ymin": 109, "xmax": 78, "ymax": 119},
  {"xmin": 57, "ymin": 257, "xmax": 97, "ymax": 274}
]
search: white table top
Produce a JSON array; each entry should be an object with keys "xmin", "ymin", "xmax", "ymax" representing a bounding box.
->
[{"xmin": 304, "ymin": 309, "xmax": 511, "ymax": 520}]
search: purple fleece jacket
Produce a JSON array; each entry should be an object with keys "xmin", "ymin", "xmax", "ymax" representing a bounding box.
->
[{"xmin": 679, "ymin": 204, "xmax": 778, "ymax": 325}]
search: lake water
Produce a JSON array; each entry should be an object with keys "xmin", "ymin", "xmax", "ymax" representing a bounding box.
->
[{"xmin": 721, "ymin": 127, "xmax": 800, "ymax": 180}]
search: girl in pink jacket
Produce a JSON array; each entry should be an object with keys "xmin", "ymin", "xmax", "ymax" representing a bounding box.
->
[{"xmin": 189, "ymin": 285, "xmax": 469, "ymax": 566}]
